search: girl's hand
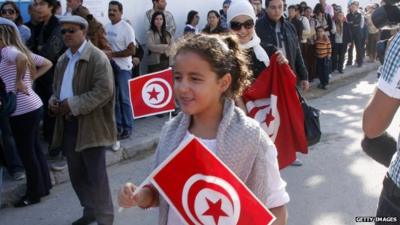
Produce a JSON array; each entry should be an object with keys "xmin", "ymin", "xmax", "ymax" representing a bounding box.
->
[
  {"xmin": 118, "ymin": 182, "xmax": 138, "ymax": 208},
  {"xmin": 16, "ymin": 80, "xmax": 29, "ymax": 95}
]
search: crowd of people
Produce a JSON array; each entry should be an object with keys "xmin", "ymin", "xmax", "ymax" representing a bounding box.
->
[{"xmin": 0, "ymin": 0, "xmax": 397, "ymax": 224}]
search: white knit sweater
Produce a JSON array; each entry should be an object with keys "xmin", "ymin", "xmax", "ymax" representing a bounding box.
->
[{"xmin": 152, "ymin": 99, "xmax": 289, "ymax": 225}]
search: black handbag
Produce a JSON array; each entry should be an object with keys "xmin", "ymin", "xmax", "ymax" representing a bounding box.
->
[
  {"xmin": 0, "ymin": 91, "xmax": 16, "ymax": 117},
  {"xmin": 0, "ymin": 78, "xmax": 16, "ymax": 117},
  {"xmin": 297, "ymin": 89, "xmax": 321, "ymax": 146}
]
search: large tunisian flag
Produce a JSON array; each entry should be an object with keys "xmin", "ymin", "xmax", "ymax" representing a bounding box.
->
[
  {"xmin": 129, "ymin": 68, "xmax": 175, "ymax": 119},
  {"xmin": 150, "ymin": 136, "xmax": 275, "ymax": 225},
  {"xmin": 242, "ymin": 54, "xmax": 308, "ymax": 169}
]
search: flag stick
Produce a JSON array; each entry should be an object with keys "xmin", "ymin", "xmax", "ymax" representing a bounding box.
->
[
  {"xmin": 118, "ymin": 176, "xmax": 152, "ymax": 213},
  {"xmin": 169, "ymin": 111, "xmax": 172, "ymax": 121}
]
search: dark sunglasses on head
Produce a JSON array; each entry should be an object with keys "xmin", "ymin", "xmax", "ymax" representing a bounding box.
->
[
  {"xmin": 1, "ymin": 9, "xmax": 16, "ymax": 15},
  {"xmin": 61, "ymin": 28, "xmax": 79, "ymax": 35},
  {"xmin": 230, "ymin": 19, "xmax": 254, "ymax": 31}
]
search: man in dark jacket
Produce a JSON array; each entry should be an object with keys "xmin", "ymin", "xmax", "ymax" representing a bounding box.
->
[
  {"xmin": 256, "ymin": 0, "xmax": 309, "ymax": 91},
  {"xmin": 27, "ymin": 0, "xmax": 65, "ymax": 159},
  {"xmin": 346, "ymin": 1, "xmax": 364, "ymax": 67}
]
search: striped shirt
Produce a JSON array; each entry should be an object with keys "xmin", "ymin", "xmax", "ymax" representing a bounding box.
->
[
  {"xmin": 376, "ymin": 32, "xmax": 400, "ymax": 188},
  {"xmin": 0, "ymin": 46, "xmax": 44, "ymax": 116},
  {"xmin": 315, "ymin": 39, "xmax": 332, "ymax": 58}
]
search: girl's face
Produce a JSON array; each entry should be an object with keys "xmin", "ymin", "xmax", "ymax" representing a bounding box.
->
[
  {"xmin": 230, "ymin": 15, "xmax": 254, "ymax": 45},
  {"xmin": 173, "ymin": 51, "xmax": 231, "ymax": 117},
  {"xmin": 1, "ymin": 4, "xmax": 17, "ymax": 21},
  {"xmin": 207, "ymin": 12, "xmax": 219, "ymax": 28},
  {"xmin": 154, "ymin": 15, "xmax": 164, "ymax": 30}
]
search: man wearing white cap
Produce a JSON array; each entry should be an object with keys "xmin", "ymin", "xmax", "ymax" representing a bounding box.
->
[{"xmin": 49, "ymin": 15, "xmax": 116, "ymax": 225}]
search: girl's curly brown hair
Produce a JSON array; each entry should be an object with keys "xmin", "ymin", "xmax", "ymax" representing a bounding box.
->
[{"xmin": 174, "ymin": 33, "xmax": 252, "ymax": 99}]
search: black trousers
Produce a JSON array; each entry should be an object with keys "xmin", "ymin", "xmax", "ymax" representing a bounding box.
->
[
  {"xmin": 347, "ymin": 31, "xmax": 364, "ymax": 66},
  {"xmin": 63, "ymin": 119, "xmax": 114, "ymax": 225},
  {"xmin": 376, "ymin": 174, "xmax": 400, "ymax": 225},
  {"xmin": 332, "ymin": 43, "xmax": 348, "ymax": 72},
  {"xmin": 34, "ymin": 72, "xmax": 55, "ymax": 145},
  {"xmin": 9, "ymin": 108, "xmax": 51, "ymax": 199}
]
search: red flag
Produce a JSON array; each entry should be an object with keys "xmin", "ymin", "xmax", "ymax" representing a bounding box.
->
[
  {"xmin": 129, "ymin": 68, "xmax": 175, "ymax": 118},
  {"xmin": 150, "ymin": 136, "xmax": 275, "ymax": 225},
  {"xmin": 242, "ymin": 54, "xmax": 308, "ymax": 169}
]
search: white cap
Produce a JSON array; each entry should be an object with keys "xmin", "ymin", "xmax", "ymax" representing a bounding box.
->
[{"xmin": 59, "ymin": 15, "xmax": 88, "ymax": 28}]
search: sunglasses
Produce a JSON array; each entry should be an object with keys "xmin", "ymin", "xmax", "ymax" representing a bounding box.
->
[
  {"xmin": 230, "ymin": 19, "xmax": 254, "ymax": 31},
  {"xmin": 61, "ymin": 28, "xmax": 79, "ymax": 35},
  {"xmin": 1, "ymin": 9, "xmax": 16, "ymax": 15}
]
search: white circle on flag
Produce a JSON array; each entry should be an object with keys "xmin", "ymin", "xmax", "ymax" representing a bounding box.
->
[
  {"xmin": 141, "ymin": 78, "xmax": 172, "ymax": 109},
  {"xmin": 182, "ymin": 174, "xmax": 241, "ymax": 225}
]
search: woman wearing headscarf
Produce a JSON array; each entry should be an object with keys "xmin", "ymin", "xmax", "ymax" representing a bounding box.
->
[
  {"xmin": 0, "ymin": 18, "xmax": 53, "ymax": 207},
  {"xmin": 227, "ymin": 0, "xmax": 270, "ymax": 79}
]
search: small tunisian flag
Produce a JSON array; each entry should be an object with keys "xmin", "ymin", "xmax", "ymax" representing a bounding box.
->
[
  {"xmin": 242, "ymin": 54, "xmax": 308, "ymax": 169},
  {"xmin": 149, "ymin": 136, "xmax": 275, "ymax": 225},
  {"xmin": 129, "ymin": 68, "xmax": 175, "ymax": 119}
]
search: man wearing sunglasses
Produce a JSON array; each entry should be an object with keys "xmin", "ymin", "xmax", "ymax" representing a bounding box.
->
[
  {"xmin": 49, "ymin": 15, "xmax": 116, "ymax": 225},
  {"xmin": 255, "ymin": 0, "xmax": 309, "ymax": 92}
]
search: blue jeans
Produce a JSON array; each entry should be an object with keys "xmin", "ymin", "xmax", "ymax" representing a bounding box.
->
[
  {"xmin": 115, "ymin": 70, "xmax": 133, "ymax": 133},
  {"xmin": 0, "ymin": 115, "xmax": 24, "ymax": 175}
]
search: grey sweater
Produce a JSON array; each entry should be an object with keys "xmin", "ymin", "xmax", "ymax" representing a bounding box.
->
[{"xmin": 152, "ymin": 99, "xmax": 289, "ymax": 225}]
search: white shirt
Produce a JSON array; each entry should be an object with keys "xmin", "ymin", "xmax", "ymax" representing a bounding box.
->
[
  {"xmin": 105, "ymin": 20, "xmax": 136, "ymax": 71},
  {"xmin": 166, "ymin": 131, "xmax": 289, "ymax": 225},
  {"xmin": 60, "ymin": 41, "xmax": 87, "ymax": 101}
]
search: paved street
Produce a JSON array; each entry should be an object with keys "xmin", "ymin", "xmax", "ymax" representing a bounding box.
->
[{"xmin": 0, "ymin": 69, "xmax": 394, "ymax": 225}]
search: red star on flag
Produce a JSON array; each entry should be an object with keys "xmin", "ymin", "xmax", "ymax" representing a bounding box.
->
[
  {"xmin": 202, "ymin": 198, "xmax": 228, "ymax": 225},
  {"xmin": 266, "ymin": 109, "xmax": 275, "ymax": 126},
  {"xmin": 148, "ymin": 87, "xmax": 160, "ymax": 101}
]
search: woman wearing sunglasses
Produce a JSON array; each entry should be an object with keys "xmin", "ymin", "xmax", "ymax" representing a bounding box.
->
[
  {"xmin": 227, "ymin": 0, "xmax": 270, "ymax": 80},
  {"xmin": 0, "ymin": 1, "xmax": 31, "ymax": 43}
]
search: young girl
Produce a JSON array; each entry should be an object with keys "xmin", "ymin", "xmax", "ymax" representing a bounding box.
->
[
  {"xmin": 118, "ymin": 34, "xmax": 289, "ymax": 225},
  {"xmin": 315, "ymin": 26, "xmax": 332, "ymax": 90}
]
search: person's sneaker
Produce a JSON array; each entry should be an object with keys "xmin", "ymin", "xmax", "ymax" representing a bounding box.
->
[
  {"xmin": 111, "ymin": 141, "xmax": 121, "ymax": 151},
  {"xmin": 51, "ymin": 158, "xmax": 67, "ymax": 171},
  {"xmin": 291, "ymin": 159, "xmax": 303, "ymax": 166},
  {"xmin": 12, "ymin": 172, "xmax": 26, "ymax": 181}
]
